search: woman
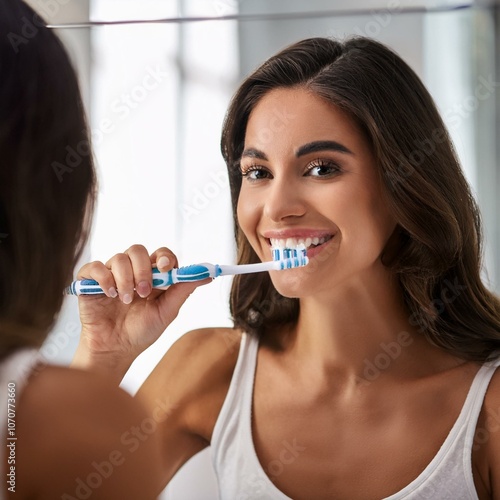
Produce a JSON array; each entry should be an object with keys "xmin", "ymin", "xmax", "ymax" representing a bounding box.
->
[
  {"xmin": 75, "ymin": 37, "xmax": 500, "ymax": 498},
  {"xmin": 0, "ymin": 1, "xmax": 163, "ymax": 498}
]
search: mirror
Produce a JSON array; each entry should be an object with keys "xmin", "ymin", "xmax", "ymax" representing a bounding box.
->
[{"xmin": 33, "ymin": 1, "xmax": 498, "ymax": 497}]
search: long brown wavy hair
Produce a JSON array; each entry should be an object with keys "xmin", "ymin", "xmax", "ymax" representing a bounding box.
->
[
  {"xmin": 221, "ymin": 36, "xmax": 500, "ymax": 362},
  {"xmin": 0, "ymin": 0, "xmax": 96, "ymax": 359}
]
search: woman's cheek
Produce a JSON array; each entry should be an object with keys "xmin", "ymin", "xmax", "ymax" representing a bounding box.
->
[{"xmin": 237, "ymin": 194, "xmax": 260, "ymax": 246}]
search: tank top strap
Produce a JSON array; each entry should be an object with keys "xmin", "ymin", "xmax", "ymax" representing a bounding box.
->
[
  {"xmin": 211, "ymin": 332, "xmax": 259, "ymax": 451},
  {"xmin": 463, "ymin": 354, "xmax": 500, "ymax": 448}
]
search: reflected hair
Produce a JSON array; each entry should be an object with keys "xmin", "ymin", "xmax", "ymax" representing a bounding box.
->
[
  {"xmin": 221, "ymin": 36, "xmax": 500, "ymax": 362},
  {"xmin": 0, "ymin": 0, "xmax": 96, "ymax": 358}
]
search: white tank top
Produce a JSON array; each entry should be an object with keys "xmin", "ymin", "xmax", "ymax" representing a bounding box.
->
[
  {"xmin": 211, "ymin": 332, "xmax": 500, "ymax": 499},
  {"xmin": 0, "ymin": 349, "xmax": 40, "ymax": 500}
]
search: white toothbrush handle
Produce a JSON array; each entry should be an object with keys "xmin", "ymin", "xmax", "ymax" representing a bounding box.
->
[{"xmin": 217, "ymin": 260, "xmax": 292, "ymax": 276}]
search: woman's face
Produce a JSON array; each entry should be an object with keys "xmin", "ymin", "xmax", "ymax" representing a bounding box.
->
[{"xmin": 236, "ymin": 87, "xmax": 396, "ymax": 299}]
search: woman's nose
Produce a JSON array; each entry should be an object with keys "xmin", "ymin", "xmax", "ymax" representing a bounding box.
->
[{"xmin": 263, "ymin": 177, "xmax": 306, "ymax": 222}]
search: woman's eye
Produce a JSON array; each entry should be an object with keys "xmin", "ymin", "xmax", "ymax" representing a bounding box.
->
[
  {"xmin": 241, "ymin": 166, "xmax": 271, "ymax": 181},
  {"xmin": 306, "ymin": 160, "xmax": 341, "ymax": 177}
]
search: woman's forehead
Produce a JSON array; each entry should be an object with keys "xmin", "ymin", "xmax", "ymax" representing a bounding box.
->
[{"xmin": 244, "ymin": 87, "xmax": 370, "ymax": 157}]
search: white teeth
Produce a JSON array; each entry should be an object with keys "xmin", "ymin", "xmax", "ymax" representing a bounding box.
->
[{"xmin": 270, "ymin": 235, "xmax": 331, "ymax": 249}]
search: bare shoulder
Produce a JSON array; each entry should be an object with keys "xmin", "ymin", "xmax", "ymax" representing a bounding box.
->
[
  {"xmin": 473, "ymin": 361, "xmax": 500, "ymax": 499},
  {"xmin": 162, "ymin": 327, "xmax": 243, "ymax": 379},
  {"xmin": 139, "ymin": 327, "xmax": 243, "ymax": 440},
  {"xmin": 15, "ymin": 365, "xmax": 163, "ymax": 500}
]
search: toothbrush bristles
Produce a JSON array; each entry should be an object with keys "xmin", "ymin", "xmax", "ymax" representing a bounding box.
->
[{"xmin": 271, "ymin": 245, "xmax": 308, "ymax": 268}]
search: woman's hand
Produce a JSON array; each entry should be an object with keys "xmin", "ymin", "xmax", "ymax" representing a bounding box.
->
[{"xmin": 72, "ymin": 245, "xmax": 208, "ymax": 380}]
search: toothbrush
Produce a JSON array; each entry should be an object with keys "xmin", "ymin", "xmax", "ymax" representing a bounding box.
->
[{"xmin": 66, "ymin": 246, "xmax": 308, "ymax": 296}]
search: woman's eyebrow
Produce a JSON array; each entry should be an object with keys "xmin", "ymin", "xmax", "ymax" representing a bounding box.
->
[
  {"xmin": 241, "ymin": 148, "xmax": 268, "ymax": 160},
  {"xmin": 241, "ymin": 140, "xmax": 353, "ymax": 161},
  {"xmin": 296, "ymin": 140, "xmax": 353, "ymax": 156}
]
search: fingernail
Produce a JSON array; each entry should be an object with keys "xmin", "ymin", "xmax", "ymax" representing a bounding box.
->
[
  {"xmin": 136, "ymin": 281, "xmax": 151, "ymax": 298},
  {"xmin": 157, "ymin": 256, "xmax": 170, "ymax": 269},
  {"xmin": 122, "ymin": 293, "xmax": 132, "ymax": 305},
  {"xmin": 108, "ymin": 287, "xmax": 118, "ymax": 298}
]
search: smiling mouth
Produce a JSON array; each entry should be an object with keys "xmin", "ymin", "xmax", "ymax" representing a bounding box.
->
[{"xmin": 268, "ymin": 235, "xmax": 334, "ymax": 251}]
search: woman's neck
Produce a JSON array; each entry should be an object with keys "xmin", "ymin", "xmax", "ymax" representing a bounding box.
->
[{"xmin": 273, "ymin": 268, "xmax": 454, "ymax": 387}]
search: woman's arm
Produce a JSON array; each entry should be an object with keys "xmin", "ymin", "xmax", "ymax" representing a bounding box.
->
[{"xmin": 137, "ymin": 327, "xmax": 242, "ymax": 487}]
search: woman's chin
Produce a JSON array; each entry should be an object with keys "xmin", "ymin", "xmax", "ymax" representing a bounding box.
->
[{"xmin": 269, "ymin": 272, "xmax": 310, "ymax": 299}]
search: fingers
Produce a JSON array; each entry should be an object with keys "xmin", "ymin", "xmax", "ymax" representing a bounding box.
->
[
  {"xmin": 150, "ymin": 247, "xmax": 178, "ymax": 272},
  {"xmin": 77, "ymin": 261, "xmax": 119, "ymax": 299},
  {"xmin": 77, "ymin": 245, "xmax": 188, "ymax": 304},
  {"xmin": 106, "ymin": 244, "xmax": 159, "ymax": 303},
  {"xmin": 123, "ymin": 245, "xmax": 155, "ymax": 300}
]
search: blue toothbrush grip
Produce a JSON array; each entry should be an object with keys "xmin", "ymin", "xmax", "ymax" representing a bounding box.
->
[
  {"xmin": 152, "ymin": 264, "xmax": 217, "ymax": 286},
  {"xmin": 67, "ymin": 264, "xmax": 220, "ymax": 296},
  {"xmin": 66, "ymin": 279, "xmax": 104, "ymax": 295}
]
